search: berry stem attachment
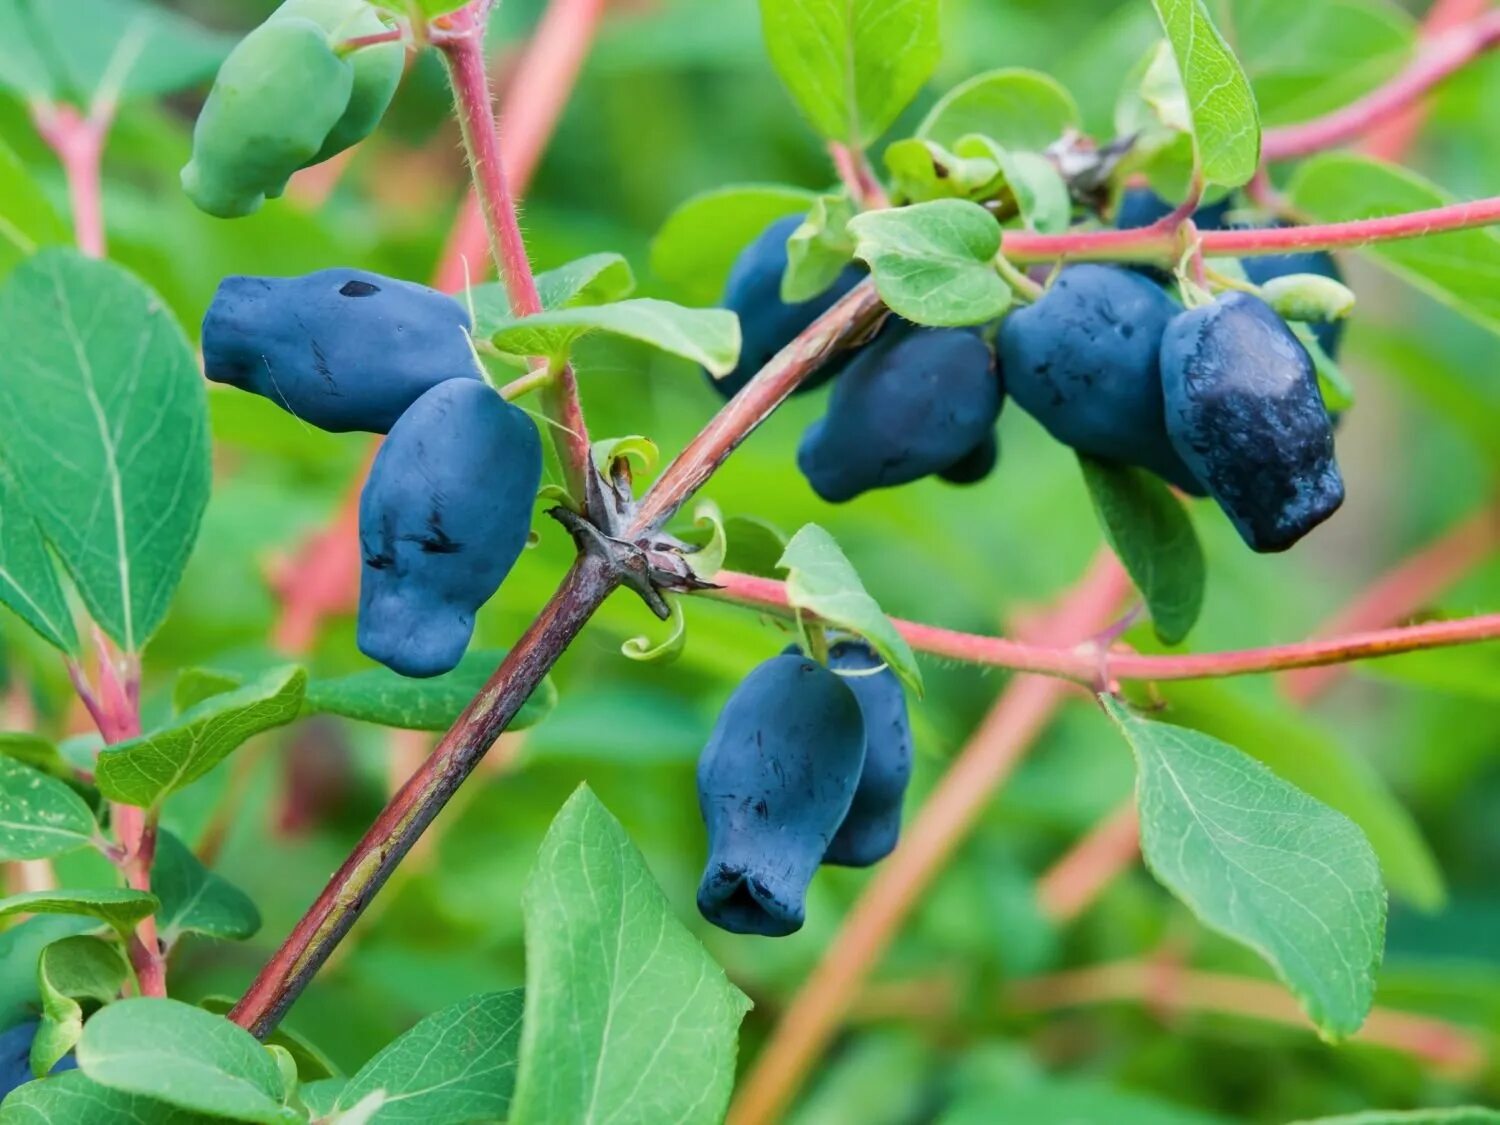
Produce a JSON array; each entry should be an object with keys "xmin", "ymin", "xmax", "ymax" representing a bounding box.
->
[{"xmin": 829, "ymin": 141, "xmax": 890, "ymax": 210}]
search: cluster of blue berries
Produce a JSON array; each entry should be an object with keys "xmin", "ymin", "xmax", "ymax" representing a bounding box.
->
[
  {"xmin": 203, "ymin": 269, "xmax": 541, "ymax": 677},
  {"xmin": 696, "ymin": 641, "xmax": 912, "ymax": 936},
  {"xmin": 714, "ymin": 195, "xmax": 1346, "ymax": 552}
]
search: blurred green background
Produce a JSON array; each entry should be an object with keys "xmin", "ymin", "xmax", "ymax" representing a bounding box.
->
[{"xmin": 3, "ymin": 0, "xmax": 1499, "ymax": 1120}]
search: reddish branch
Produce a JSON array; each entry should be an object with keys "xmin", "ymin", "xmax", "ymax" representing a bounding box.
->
[
  {"xmin": 708, "ymin": 570, "xmax": 1500, "ymax": 684},
  {"xmin": 29, "ymin": 104, "xmax": 109, "ymax": 257},
  {"xmin": 1262, "ymin": 9, "xmax": 1500, "ymax": 161}
]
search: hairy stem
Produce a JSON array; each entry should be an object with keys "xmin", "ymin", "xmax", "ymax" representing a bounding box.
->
[
  {"xmin": 230, "ymin": 556, "xmax": 618, "ymax": 1037},
  {"xmin": 1262, "ymin": 9, "xmax": 1500, "ymax": 161}
]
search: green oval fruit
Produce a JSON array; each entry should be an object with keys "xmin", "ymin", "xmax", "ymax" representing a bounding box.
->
[{"xmin": 181, "ymin": 17, "xmax": 354, "ymax": 218}]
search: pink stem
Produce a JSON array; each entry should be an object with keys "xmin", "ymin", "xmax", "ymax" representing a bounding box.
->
[
  {"xmin": 1262, "ymin": 10, "xmax": 1500, "ymax": 161},
  {"xmin": 339, "ymin": 28, "xmax": 404, "ymax": 52},
  {"xmin": 29, "ymin": 103, "xmax": 108, "ymax": 258},
  {"xmin": 707, "ymin": 570, "xmax": 1500, "ymax": 683},
  {"xmin": 828, "ymin": 141, "xmax": 890, "ymax": 210}
]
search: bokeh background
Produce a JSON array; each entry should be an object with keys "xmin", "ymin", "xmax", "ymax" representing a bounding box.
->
[{"xmin": 3, "ymin": 0, "xmax": 1499, "ymax": 1120}]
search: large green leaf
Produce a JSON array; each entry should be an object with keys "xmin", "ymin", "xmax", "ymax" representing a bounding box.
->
[
  {"xmin": 757, "ymin": 0, "xmax": 940, "ymax": 146},
  {"xmin": 77, "ymin": 998, "xmax": 296, "ymax": 1125},
  {"xmin": 1288, "ymin": 154, "xmax": 1500, "ymax": 337},
  {"xmin": 0, "ymin": 889, "xmax": 158, "ymax": 937},
  {"xmin": 1078, "ymin": 457, "xmax": 1204, "ymax": 645},
  {"xmin": 0, "ymin": 755, "xmax": 96, "ymax": 862},
  {"xmin": 0, "ymin": 463, "xmax": 77, "ymax": 654},
  {"xmin": 332, "ymin": 991, "xmax": 524, "ymax": 1122},
  {"xmin": 778, "ymin": 524, "xmax": 922, "ymax": 697},
  {"xmin": 0, "ymin": 0, "xmax": 230, "ymax": 103},
  {"xmin": 0, "ymin": 1069, "xmax": 222, "ymax": 1124},
  {"xmin": 96, "ymin": 666, "xmax": 305, "ymax": 808},
  {"xmin": 847, "ymin": 200, "xmax": 1009, "ymax": 327},
  {"xmin": 941, "ymin": 1076, "xmax": 1230, "ymax": 1125},
  {"xmin": 1147, "ymin": 0, "xmax": 1261, "ymax": 188},
  {"xmin": 650, "ymin": 185, "xmax": 816, "ymax": 305},
  {"xmin": 0, "ymin": 139, "xmax": 67, "ymax": 280},
  {"xmin": 30, "ymin": 935, "xmax": 127, "ymax": 1077},
  {"xmin": 152, "ymin": 830, "xmax": 260, "ymax": 945},
  {"xmin": 0, "ymin": 249, "xmax": 210, "ymax": 653},
  {"xmin": 1289, "ymin": 1113, "xmax": 1500, "ymax": 1125},
  {"xmin": 1104, "ymin": 698, "xmax": 1385, "ymax": 1039},
  {"xmin": 917, "ymin": 68, "xmax": 1080, "ymax": 151},
  {"xmin": 489, "ymin": 300, "xmax": 741, "ymax": 376},
  {"xmin": 510, "ymin": 787, "xmax": 750, "ymax": 1125}
]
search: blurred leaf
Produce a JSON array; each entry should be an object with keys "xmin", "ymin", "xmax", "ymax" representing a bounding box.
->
[
  {"xmin": 490, "ymin": 299, "xmax": 741, "ymax": 376},
  {"xmin": 1158, "ymin": 681, "xmax": 1444, "ymax": 910},
  {"xmin": 1104, "ymin": 698, "xmax": 1385, "ymax": 1039},
  {"xmin": 788, "ymin": 1030, "xmax": 935, "ymax": 1125},
  {"xmin": 1234, "ymin": 0, "xmax": 1414, "ymax": 127},
  {"xmin": 1289, "ymin": 1114, "xmax": 1500, "ymax": 1125},
  {"xmin": 97, "ymin": 666, "xmax": 305, "ymax": 808},
  {"xmin": 471, "ymin": 253, "xmax": 638, "ymax": 335},
  {"xmin": 847, "ymin": 200, "xmax": 1010, "ymax": 326},
  {"xmin": 152, "ymin": 830, "xmax": 260, "ymax": 945},
  {"xmin": 1288, "ymin": 154, "xmax": 1500, "ymax": 337},
  {"xmin": 332, "ymin": 990, "xmax": 524, "ymax": 1123},
  {"xmin": 0, "ymin": 138, "xmax": 67, "ymax": 278},
  {"xmin": 77, "ymin": 998, "xmax": 294, "ymax": 1124},
  {"xmin": 0, "ymin": 754, "xmax": 96, "ymax": 861},
  {"xmin": 510, "ymin": 786, "xmax": 750, "ymax": 1125},
  {"xmin": 651, "ymin": 185, "xmax": 815, "ymax": 305},
  {"xmin": 413, "ymin": 0, "xmax": 468, "ymax": 17},
  {"xmin": 758, "ymin": 0, "xmax": 940, "ymax": 146},
  {"xmin": 0, "ymin": 731, "xmax": 69, "ymax": 778},
  {"xmin": 778, "ymin": 524, "xmax": 922, "ymax": 696},
  {"xmin": 1079, "ymin": 457, "xmax": 1204, "ymax": 645},
  {"xmin": 0, "ymin": 915, "xmax": 95, "ymax": 1027},
  {"xmin": 1364, "ymin": 644, "xmax": 1500, "ymax": 703},
  {"xmin": 0, "ymin": 249, "xmax": 210, "ymax": 654},
  {"xmin": 783, "ymin": 195, "xmax": 857, "ymax": 303},
  {"xmin": 0, "ymin": 463, "xmax": 78, "ymax": 655},
  {"xmin": 1292, "ymin": 322, "xmax": 1356, "ymax": 412},
  {"xmin": 940, "ymin": 1075, "xmax": 1230, "ymax": 1124},
  {"xmin": 1147, "ymin": 0, "xmax": 1261, "ymax": 188},
  {"xmin": 0, "ymin": 0, "xmax": 230, "ymax": 103},
  {"xmin": 31, "ymin": 935, "xmax": 127, "ymax": 1077},
  {"xmin": 918, "ymin": 67, "xmax": 1080, "ymax": 151},
  {"xmin": 0, "ymin": 1069, "xmax": 222, "ymax": 1124},
  {"xmin": 0, "ymin": 888, "xmax": 158, "ymax": 937}
]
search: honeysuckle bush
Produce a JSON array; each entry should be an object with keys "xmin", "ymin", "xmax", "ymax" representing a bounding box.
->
[{"xmin": 0, "ymin": 0, "xmax": 1497, "ymax": 1122}]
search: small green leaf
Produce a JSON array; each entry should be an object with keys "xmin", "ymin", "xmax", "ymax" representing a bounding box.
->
[
  {"xmin": 918, "ymin": 68, "xmax": 1080, "ymax": 151},
  {"xmin": 591, "ymin": 436, "xmax": 660, "ymax": 476},
  {"xmin": 1288, "ymin": 154, "xmax": 1500, "ymax": 338},
  {"xmin": 0, "ymin": 888, "xmax": 158, "ymax": 938},
  {"xmin": 1148, "ymin": 0, "xmax": 1262, "ymax": 188},
  {"xmin": 778, "ymin": 524, "xmax": 922, "ymax": 697},
  {"xmin": 847, "ymin": 201, "xmax": 1010, "ymax": 327},
  {"xmin": 30, "ymin": 935, "xmax": 127, "ymax": 1077},
  {"xmin": 782, "ymin": 195, "xmax": 858, "ymax": 303},
  {"xmin": 490, "ymin": 300, "xmax": 741, "ymax": 376},
  {"xmin": 510, "ymin": 787, "xmax": 750, "ymax": 1125},
  {"xmin": 0, "ymin": 731, "xmax": 69, "ymax": 778},
  {"xmin": 0, "ymin": 1069, "xmax": 223, "ymax": 1124},
  {"xmin": 651, "ymin": 185, "xmax": 816, "ymax": 305},
  {"xmin": 96, "ymin": 666, "xmax": 306, "ymax": 808},
  {"xmin": 883, "ymin": 138, "xmax": 1004, "ymax": 206},
  {"xmin": 679, "ymin": 514, "xmax": 788, "ymax": 580},
  {"xmin": 953, "ymin": 136, "xmax": 1072, "ymax": 234},
  {"xmin": 0, "ymin": 463, "xmax": 77, "ymax": 655},
  {"xmin": 197, "ymin": 997, "xmax": 339, "ymax": 1083},
  {"xmin": 1103, "ymin": 697, "xmax": 1386, "ymax": 1039},
  {"xmin": 77, "ymin": 998, "xmax": 297, "ymax": 1125},
  {"xmin": 0, "ymin": 138, "xmax": 68, "ymax": 278},
  {"xmin": 1293, "ymin": 323, "xmax": 1356, "ymax": 413},
  {"xmin": 621, "ymin": 597, "xmax": 688, "ymax": 665},
  {"xmin": 1078, "ymin": 457, "xmax": 1204, "ymax": 645},
  {"xmin": 757, "ymin": 0, "xmax": 940, "ymax": 146},
  {"xmin": 152, "ymin": 830, "xmax": 260, "ymax": 945},
  {"xmin": 0, "ymin": 756, "xmax": 95, "ymax": 862},
  {"xmin": 470, "ymin": 254, "xmax": 637, "ymax": 336},
  {"xmin": 0, "ymin": 249, "xmax": 211, "ymax": 654},
  {"xmin": 334, "ymin": 990, "xmax": 524, "ymax": 1122},
  {"xmin": 1289, "ymin": 1112, "xmax": 1500, "ymax": 1125},
  {"xmin": 305, "ymin": 650, "xmax": 557, "ymax": 732},
  {"xmin": 941, "ymin": 1075, "xmax": 1230, "ymax": 1125},
  {"xmin": 686, "ymin": 500, "xmax": 728, "ymax": 581},
  {"xmin": 0, "ymin": 915, "xmax": 95, "ymax": 1028}
]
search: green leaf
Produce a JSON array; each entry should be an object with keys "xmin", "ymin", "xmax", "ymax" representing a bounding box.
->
[
  {"xmin": 96, "ymin": 666, "xmax": 306, "ymax": 808},
  {"xmin": 0, "ymin": 249, "xmax": 210, "ymax": 653},
  {"xmin": 197, "ymin": 998, "xmax": 339, "ymax": 1083},
  {"xmin": 305, "ymin": 650, "xmax": 557, "ymax": 732},
  {"xmin": 1157, "ymin": 681, "xmax": 1443, "ymax": 910},
  {"xmin": 1103, "ymin": 697, "xmax": 1386, "ymax": 1039},
  {"xmin": 883, "ymin": 139, "xmax": 1005, "ymax": 206},
  {"xmin": 757, "ymin": 0, "xmax": 940, "ymax": 146},
  {"xmin": 0, "ymin": 139, "xmax": 68, "ymax": 279},
  {"xmin": 0, "ymin": 1069, "xmax": 224, "ymax": 1124},
  {"xmin": 782, "ymin": 195, "xmax": 858, "ymax": 304},
  {"xmin": 0, "ymin": 755, "xmax": 96, "ymax": 862},
  {"xmin": 490, "ymin": 300, "xmax": 741, "ymax": 376},
  {"xmin": 152, "ymin": 830, "xmax": 260, "ymax": 945},
  {"xmin": 1289, "ymin": 1113, "xmax": 1500, "ymax": 1125},
  {"xmin": 510, "ymin": 787, "xmax": 750, "ymax": 1125},
  {"xmin": 684, "ymin": 501, "xmax": 728, "ymax": 582},
  {"xmin": 679, "ymin": 514, "xmax": 789, "ymax": 580},
  {"xmin": 591, "ymin": 436, "xmax": 660, "ymax": 477},
  {"xmin": 1078, "ymin": 457, "xmax": 1204, "ymax": 645},
  {"xmin": 778, "ymin": 524, "xmax": 922, "ymax": 697},
  {"xmin": 0, "ymin": 732, "xmax": 69, "ymax": 778},
  {"xmin": 333, "ymin": 990, "xmax": 524, "ymax": 1122},
  {"xmin": 470, "ymin": 254, "xmax": 637, "ymax": 337},
  {"xmin": 0, "ymin": 464, "xmax": 77, "ymax": 654},
  {"xmin": 0, "ymin": 0, "xmax": 231, "ymax": 103},
  {"xmin": 941, "ymin": 1076, "xmax": 1231, "ymax": 1125},
  {"xmin": 0, "ymin": 889, "xmax": 158, "ymax": 937},
  {"xmin": 30, "ymin": 935, "xmax": 127, "ymax": 1077},
  {"xmin": 917, "ymin": 68, "xmax": 1080, "ymax": 151},
  {"xmin": 651, "ymin": 185, "xmax": 815, "ymax": 305},
  {"xmin": 1288, "ymin": 154, "xmax": 1500, "ymax": 337},
  {"xmin": 847, "ymin": 201, "xmax": 1010, "ymax": 327},
  {"xmin": 953, "ymin": 137, "xmax": 1072, "ymax": 234},
  {"xmin": 0, "ymin": 915, "xmax": 95, "ymax": 1028},
  {"xmin": 1147, "ymin": 0, "xmax": 1262, "ymax": 188},
  {"xmin": 77, "ymin": 998, "xmax": 297, "ymax": 1125}
]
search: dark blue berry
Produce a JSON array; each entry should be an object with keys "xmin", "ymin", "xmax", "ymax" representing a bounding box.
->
[
  {"xmin": 1239, "ymin": 233, "xmax": 1346, "ymax": 358},
  {"xmin": 823, "ymin": 641, "xmax": 912, "ymax": 868},
  {"xmin": 1114, "ymin": 188, "xmax": 1232, "ymax": 231},
  {"xmin": 0, "ymin": 1021, "xmax": 75, "ymax": 1097},
  {"xmin": 937, "ymin": 430, "xmax": 999, "ymax": 486}
]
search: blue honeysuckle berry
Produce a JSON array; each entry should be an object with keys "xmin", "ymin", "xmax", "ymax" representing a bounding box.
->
[
  {"xmin": 822, "ymin": 640, "xmax": 912, "ymax": 868},
  {"xmin": 0, "ymin": 1021, "xmax": 76, "ymax": 1097}
]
